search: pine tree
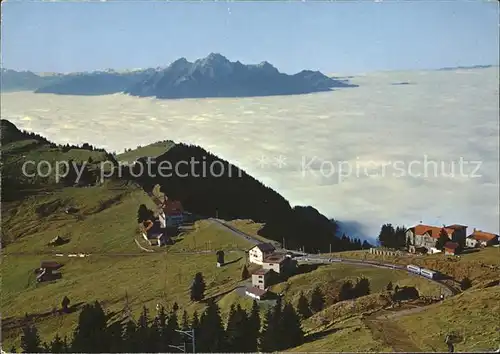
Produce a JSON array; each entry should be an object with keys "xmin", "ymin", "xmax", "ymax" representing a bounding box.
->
[
  {"xmin": 20, "ymin": 316, "xmax": 42, "ymax": 353},
  {"xmin": 106, "ymin": 320, "xmax": 123, "ymax": 353},
  {"xmin": 50, "ymin": 334, "xmax": 65, "ymax": 353},
  {"xmin": 122, "ymin": 320, "xmax": 138, "ymax": 352},
  {"xmin": 198, "ymin": 300, "xmax": 226, "ymax": 352},
  {"xmin": 460, "ymin": 277, "xmax": 472, "ymax": 290},
  {"xmin": 172, "ymin": 302, "xmax": 179, "ymax": 312},
  {"xmin": 181, "ymin": 310, "xmax": 190, "ymax": 331},
  {"xmin": 136, "ymin": 306, "xmax": 151, "ymax": 352},
  {"xmin": 297, "ymin": 292, "xmax": 312, "ymax": 319},
  {"xmin": 310, "ymin": 286, "xmax": 325, "ymax": 313},
  {"xmin": 354, "ymin": 277, "xmax": 370, "ymax": 297},
  {"xmin": 10, "ymin": 346, "xmax": 16, "ymax": 353},
  {"xmin": 339, "ymin": 280, "xmax": 354, "ymax": 301},
  {"xmin": 280, "ymin": 302, "xmax": 304, "ymax": 349},
  {"xmin": 241, "ymin": 264, "xmax": 250, "ymax": 280},
  {"xmin": 386, "ymin": 281, "xmax": 393, "ymax": 292},
  {"xmin": 165, "ymin": 308, "xmax": 180, "ymax": 351},
  {"xmin": 259, "ymin": 308, "xmax": 277, "ymax": 353},
  {"xmin": 190, "ymin": 272, "xmax": 206, "ymax": 302},
  {"xmin": 71, "ymin": 301, "xmax": 109, "ymax": 352},
  {"xmin": 436, "ymin": 229, "xmax": 450, "ymax": 250},
  {"xmin": 246, "ymin": 300, "xmax": 260, "ymax": 352},
  {"xmin": 226, "ymin": 304, "xmax": 248, "ymax": 352}
]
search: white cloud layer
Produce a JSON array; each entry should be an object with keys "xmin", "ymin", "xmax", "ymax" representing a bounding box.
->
[{"xmin": 2, "ymin": 67, "xmax": 499, "ymax": 241}]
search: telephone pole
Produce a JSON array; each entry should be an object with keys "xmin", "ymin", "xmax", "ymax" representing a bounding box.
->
[{"xmin": 168, "ymin": 328, "xmax": 195, "ymax": 353}]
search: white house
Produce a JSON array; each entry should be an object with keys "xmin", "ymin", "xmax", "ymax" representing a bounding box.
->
[
  {"xmin": 245, "ymin": 286, "xmax": 268, "ymax": 300},
  {"xmin": 248, "ymin": 243, "xmax": 276, "ymax": 265},
  {"xmin": 466, "ymin": 230, "xmax": 499, "ymax": 248}
]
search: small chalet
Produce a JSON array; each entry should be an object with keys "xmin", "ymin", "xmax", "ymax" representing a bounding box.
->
[
  {"xmin": 444, "ymin": 241, "xmax": 460, "ymax": 256},
  {"xmin": 35, "ymin": 261, "xmax": 63, "ymax": 282},
  {"xmin": 245, "ymin": 286, "xmax": 268, "ymax": 301},
  {"xmin": 249, "ymin": 243, "xmax": 276, "ymax": 265},
  {"xmin": 466, "ymin": 229, "xmax": 499, "ymax": 248}
]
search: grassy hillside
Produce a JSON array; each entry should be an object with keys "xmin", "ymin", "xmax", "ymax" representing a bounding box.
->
[
  {"xmin": 116, "ymin": 140, "xmax": 175, "ymax": 163},
  {"xmin": 397, "ymin": 286, "xmax": 500, "ymax": 352}
]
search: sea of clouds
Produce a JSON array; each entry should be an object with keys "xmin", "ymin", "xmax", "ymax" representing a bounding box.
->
[{"xmin": 2, "ymin": 67, "xmax": 499, "ymax": 241}]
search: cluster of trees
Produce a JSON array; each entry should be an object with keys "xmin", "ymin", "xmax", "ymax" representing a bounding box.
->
[
  {"xmin": 297, "ymin": 286, "xmax": 325, "ymax": 319},
  {"xmin": 60, "ymin": 142, "xmax": 107, "ymax": 153},
  {"xmin": 137, "ymin": 204, "xmax": 155, "ymax": 224},
  {"xmin": 124, "ymin": 143, "xmax": 367, "ymax": 253},
  {"xmin": 15, "ymin": 297, "xmax": 305, "ymax": 353},
  {"xmin": 377, "ymin": 224, "xmax": 407, "ymax": 249}
]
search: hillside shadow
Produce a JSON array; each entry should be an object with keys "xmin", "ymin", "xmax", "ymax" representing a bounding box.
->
[{"xmin": 304, "ymin": 325, "xmax": 356, "ymax": 343}]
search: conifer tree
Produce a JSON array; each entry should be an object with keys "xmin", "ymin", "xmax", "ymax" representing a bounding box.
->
[
  {"xmin": 297, "ymin": 292, "xmax": 312, "ymax": 319},
  {"xmin": 241, "ymin": 264, "xmax": 250, "ymax": 280},
  {"xmin": 107, "ymin": 321, "xmax": 123, "ymax": 353},
  {"xmin": 165, "ymin": 308, "xmax": 180, "ymax": 350},
  {"xmin": 181, "ymin": 310, "xmax": 190, "ymax": 331},
  {"xmin": 136, "ymin": 306, "xmax": 151, "ymax": 352},
  {"xmin": 50, "ymin": 334, "xmax": 65, "ymax": 353},
  {"xmin": 122, "ymin": 320, "xmax": 138, "ymax": 352},
  {"xmin": 354, "ymin": 277, "xmax": 371, "ymax": 297},
  {"xmin": 226, "ymin": 304, "xmax": 248, "ymax": 352},
  {"xmin": 436, "ymin": 229, "xmax": 450, "ymax": 250},
  {"xmin": 339, "ymin": 280, "xmax": 354, "ymax": 301},
  {"xmin": 190, "ymin": 272, "xmax": 206, "ymax": 301},
  {"xmin": 259, "ymin": 308, "xmax": 277, "ymax": 353},
  {"xmin": 461, "ymin": 277, "xmax": 472, "ymax": 290},
  {"xmin": 386, "ymin": 281, "xmax": 393, "ymax": 292},
  {"xmin": 20, "ymin": 316, "xmax": 42, "ymax": 353},
  {"xmin": 310, "ymin": 286, "xmax": 325, "ymax": 313},
  {"xmin": 280, "ymin": 302, "xmax": 305, "ymax": 349},
  {"xmin": 246, "ymin": 300, "xmax": 260, "ymax": 352},
  {"xmin": 71, "ymin": 301, "xmax": 108, "ymax": 352},
  {"xmin": 198, "ymin": 300, "xmax": 226, "ymax": 352}
]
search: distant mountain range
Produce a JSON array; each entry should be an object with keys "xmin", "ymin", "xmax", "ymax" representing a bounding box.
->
[
  {"xmin": 1, "ymin": 53, "xmax": 357, "ymax": 98},
  {"xmin": 437, "ymin": 64, "xmax": 496, "ymax": 71}
]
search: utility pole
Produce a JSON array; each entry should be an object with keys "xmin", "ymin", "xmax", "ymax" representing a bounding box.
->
[
  {"xmin": 169, "ymin": 328, "xmax": 195, "ymax": 353},
  {"xmin": 282, "ymin": 237, "xmax": 285, "ymax": 249},
  {"xmin": 329, "ymin": 244, "xmax": 332, "ymax": 253}
]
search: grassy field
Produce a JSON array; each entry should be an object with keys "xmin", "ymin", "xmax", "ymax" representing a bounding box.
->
[
  {"xmin": 223, "ymin": 219, "xmax": 280, "ymax": 247},
  {"xmin": 116, "ymin": 140, "xmax": 175, "ymax": 163},
  {"xmin": 397, "ymin": 286, "xmax": 500, "ymax": 352},
  {"xmin": 170, "ymin": 220, "xmax": 254, "ymax": 252}
]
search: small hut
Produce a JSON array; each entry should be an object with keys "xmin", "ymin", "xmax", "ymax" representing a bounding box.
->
[{"xmin": 216, "ymin": 250, "xmax": 225, "ymax": 267}]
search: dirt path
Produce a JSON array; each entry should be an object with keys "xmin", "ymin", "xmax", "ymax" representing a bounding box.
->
[{"xmin": 364, "ymin": 307, "xmax": 424, "ymax": 352}]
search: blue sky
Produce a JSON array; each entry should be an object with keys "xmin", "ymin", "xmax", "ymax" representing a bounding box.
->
[{"xmin": 1, "ymin": 0, "xmax": 498, "ymax": 74}]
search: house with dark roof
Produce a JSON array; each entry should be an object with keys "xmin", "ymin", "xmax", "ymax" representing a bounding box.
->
[
  {"xmin": 466, "ymin": 229, "xmax": 499, "ymax": 248},
  {"xmin": 245, "ymin": 286, "xmax": 268, "ymax": 300},
  {"xmin": 249, "ymin": 243, "xmax": 276, "ymax": 265}
]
